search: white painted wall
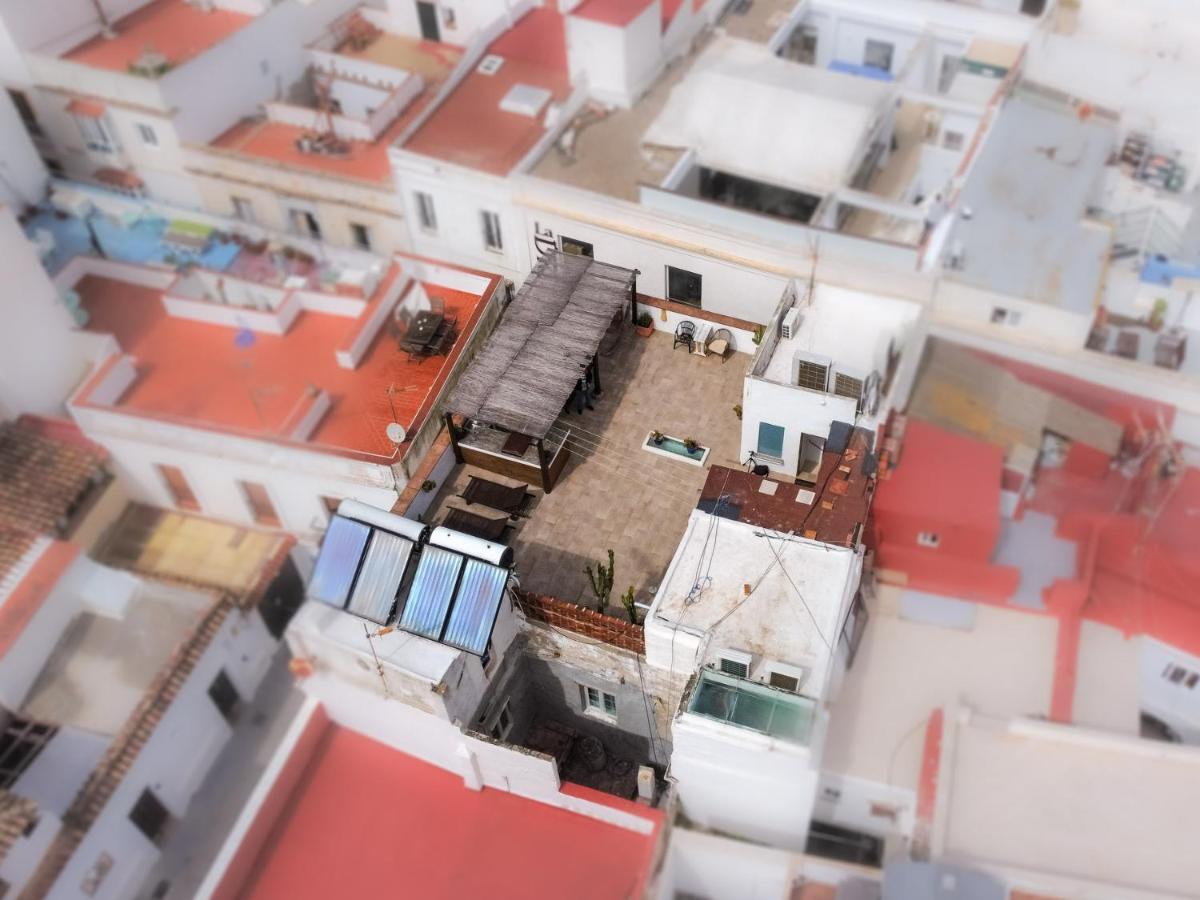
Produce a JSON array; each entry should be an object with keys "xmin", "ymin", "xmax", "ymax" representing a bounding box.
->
[
  {"xmin": 394, "ymin": 156, "xmax": 527, "ymax": 278},
  {"xmin": 49, "ymin": 601, "xmax": 278, "ymax": 900},
  {"xmin": 565, "ymin": 5, "xmax": 663, "ymax": 109},
  {"xmin": 0, "ymin": 206, "xmax": 105, "ymax": 418},
  {"xmin": 741, "ymin": 377, "xmax": 858, "ymax": 475},
  {"xmin": 0, "ymin": 87, "xmax": 47, "ymax": 205},
  {"xmin": 933, "ymin": 277, "xmax": 1093, "ymax": 352},
  {"xmin": 670, "ymin": 710, "xmax": 821, "ymax": 850},
  {"xmin": 380, "ymin": 0, "xmax": 512, "ymax": 45},
  {"xmin": 67, "ymin": 407, "xmax": 400, "ymax": 542}
]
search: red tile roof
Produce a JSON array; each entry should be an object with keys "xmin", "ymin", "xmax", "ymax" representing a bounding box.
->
[
  {"xmin": 404, "ymin": 9, "xmax": 570, "ymax": 175},
  {"xmin": 63, "ymin": 0, "xmax": 252, "ymax": 72},
  {"xmin": 236, "ymin": 723, "xmax": 662, "ymax": 900},
  {"xmin": 0, "ymin": 418, "xmax": 108, "ymax": 538},
  {"xmin": 72, "ymin": 264, "xmax": 499, "ymax": 462}
]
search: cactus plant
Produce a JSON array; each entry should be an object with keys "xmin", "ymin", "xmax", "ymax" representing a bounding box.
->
[
  {"xmin": 620, "ymin": 586, "xmax": 639, "ymax": 625},
  {"xmin": 584, "ymin": 549, "xmax": 615, "ymax": 613}
]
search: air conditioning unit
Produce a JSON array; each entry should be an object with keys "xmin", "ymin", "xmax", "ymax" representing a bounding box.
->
[
  {"xmin": 780, "ymin": 307, "xmax": 801, "ymax": 339},
  {"xmin": 792, "ymin": 351, "xmax": 832, "ymax": 392},
  {"xmin": 716, "ymin": 648, "xmax": 753, "ymax": 679},
  {"xmin": 832, "ymin": 368, "xmax": 865, "ymax": 403}
]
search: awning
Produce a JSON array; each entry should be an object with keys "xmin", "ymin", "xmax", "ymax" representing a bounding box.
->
[{"xmin": 66, "ymin": 98, "xmax": 107, "ymax": 118}]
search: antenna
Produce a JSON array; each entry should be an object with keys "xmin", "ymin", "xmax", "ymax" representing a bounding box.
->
[
  {"xmin": 362, "ymin": 623, "xmax": 392, "ymax": 699},
  {"xmin": 385, "ymin": 383, "xmax": 417, "ymax": 444}
]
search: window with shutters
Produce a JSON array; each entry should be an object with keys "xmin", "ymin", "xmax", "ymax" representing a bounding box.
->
[
  {"xmin": 239, "ymin": 480, "xmax": 280, "ymax": 527},
  {"xmin": 157, "ymin": 464, "xmax": 199, "ymax": 511}
]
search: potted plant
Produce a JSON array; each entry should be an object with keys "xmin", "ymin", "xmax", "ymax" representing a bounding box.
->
[
  {"xmin": 684, "ymin": 437, "xmax": 699, "ymax": 455},
  {"xmin": 733, "ymin": 404, "xmax": 742, "ymax": 420},
  {"xmin": 636, "ymin": 311, "xmax": 655, "ymax": 337},
  {"xmin": 650, "ymin": 430, "xmax": 665, "ymax": 445},
  {"xmin": 751, "ymin": 325, "xmax": 765, "ymax": 345},
  {"xmin": 420, "ymin": 479, "xmax": 437, "ymax": 493}
]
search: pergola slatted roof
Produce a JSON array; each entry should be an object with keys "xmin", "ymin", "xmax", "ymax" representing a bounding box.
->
[{"xmin": 448, "ymin": 252, "xmax": 636, "ymax": 438}]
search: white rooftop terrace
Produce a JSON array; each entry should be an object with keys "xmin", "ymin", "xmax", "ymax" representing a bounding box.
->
[
  {"xmin": 934, "ymin": 708, "xmax": 1200, "ymax": 898},
  {"xmin": 645, "ymin": 510, "xmax": 860, "ymax": 693},
  {"xmin": 945, "ymin": 85, "xmax": 1115, "ymax": 313},
  {"xmin": 758, "ymin": 282, "xmax": 922, "ymax": 385},
  {"xmin": 20, "ymin": 581, "xmax": 215, "ymax": 735},
  {"xmin": 644, "ymin": 37, "xmax": 894, "ymax": 199},
  {"xmin": 822, "ymin": 585, "xmax": 1140, "ymax": 794}
]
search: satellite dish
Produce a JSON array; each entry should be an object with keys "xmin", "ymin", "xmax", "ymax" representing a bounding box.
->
[{"xmin": 386, "ymin": 422, "xmax": 407, "ymax": 444}]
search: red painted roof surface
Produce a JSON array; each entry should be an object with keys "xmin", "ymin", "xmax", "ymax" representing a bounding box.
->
[
  {"xmin": 210, "ymin": 41, "xmax": 462, "ymax": 182},
  {"xmin": 73, "ymin": 265, "xmax": 496, "ymax": 461},
  {"xmin": 238, "ymin": 724, "xmax": 662, "ymax": 900},
  {"xmin": 0, "ymin": 539, "xmax": 79, "ymax": 661},
  {"xmin": 63, "ymin": 0, "xmax": 252, "ymax": 71},
  {"xmin": 212, "ymin": 114, "xmax": 406, "ymax": 184},
  {"xmin": 572, "ymin": 0, "xmax": 656, "ymax": 27},
  {"xmin": 404, "ymin": 9, "xmax": 570, "ymax": 175},
  {"xmin": 874, "ymin": 419, "xmax": 1003, "ymax": 536},
  {"xmin": 660, "ymin": 0, "xmax": 684, "ymax": 30}
]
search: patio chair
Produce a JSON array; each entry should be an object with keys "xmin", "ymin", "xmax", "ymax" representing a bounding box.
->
[
  {"xmin": 706, "ymin": 327, "xmax": 733, "ymax": 363},
  {"xmin": 460, "ymin": 476, "xmax": 532, "ymax": 517},
  {"xmin": 442, "ymin": 507, "xmax": 512, "ymax": 543},
  {"xmin": 673, "ymin": 320, "xmax": 696, "ymax": 352}
]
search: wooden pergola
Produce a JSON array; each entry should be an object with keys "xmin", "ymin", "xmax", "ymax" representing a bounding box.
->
[{"xmin": 445, "ymin": 252, "xmax": 638, "ymax": 492}]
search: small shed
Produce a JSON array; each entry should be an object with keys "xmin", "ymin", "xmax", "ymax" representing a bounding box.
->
[{"xmin": 445, "ymin": 252, "xmax": 638, "ymax": 492}]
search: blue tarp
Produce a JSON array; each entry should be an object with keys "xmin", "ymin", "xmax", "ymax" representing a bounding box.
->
[
  {"xmin": 828, "ymin": 59, "xmax": 894, "ymax": 82},
  {"xmin": 1141, "ymin": 255, "xmax": 1200, "ymax": 286}
]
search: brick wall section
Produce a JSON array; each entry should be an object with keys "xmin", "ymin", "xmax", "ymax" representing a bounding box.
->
[
  {"xmin": 392, "ymin": 428, "xmax": 452, "ymax": 516},
  {"xmin": 517, "ymin": 592, "xmax": 645, "ymax": 654}
]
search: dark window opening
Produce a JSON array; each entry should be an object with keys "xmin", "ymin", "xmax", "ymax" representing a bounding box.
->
[
  {"xmin": 350, "ymin": 222, "xmax": 371, "ymax": 251},
  {"xmin": 0, "ymin": 717, "xmax": 57, "ymax": 789},
  {"xmin": 258, "ymin": 556, "xmax": 304, "ymax": 639},
  {"xmin": 696, "ymin": 167, "xmax": 820, "ymax": 224},
  {"xmin": 839, "ymin": 591, "xmax": 869, "ymax": 669},
  {"xmin": 8, "ymin": 89, "xmax": 42, "ymax": 137},
  {"xmin": 666, "ymin": 266, "xmax": 702, "ymax": 308},
  {"xmin": 806, "ymin": 820, "xmax": 883, "ymax": 867},
  {"xmin": 208, "ymin": 669, "xmax": 241, "ymax": 723},
  {"xmin": 560, "ymin": 236, "xmax": 594, "ymax": 257},
  {"xmin": 129, "ymin": 789, "xmax": 170, "ymax": 845}
]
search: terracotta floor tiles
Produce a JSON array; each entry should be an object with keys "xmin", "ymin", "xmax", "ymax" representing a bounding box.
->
[{"xmin": 428, "ymin": 328, "xmax": 748, "ymax": 610}]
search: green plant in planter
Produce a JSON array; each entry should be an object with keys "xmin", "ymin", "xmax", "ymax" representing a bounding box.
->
[
  {"xmin": 420, "ymin": 479, "xmax": 437, "ymax": 493},
  {"xmin": 650, "ymin": 429, "xmax": 664, "ymax": 444},
  {"xmin": 637, "ymin": 311, "xmax": 654, "ymax": 328},
  {"xmin": 684, "ymin": 437, "xmax": 699, "ymax": 453},
  {"xmin": 733, "ymin": 404, "xmax": 742, "ymax": 420},
  {"xmin": 620, "ymin": 586, "xmax": 639, "ymax": 625},
  {"xmin": 751, "ymin": 325, "xmax": 765, "ymax": 345},
  {"xmin": 584, "ymin": 549, "xmax": 615, "ymax": 613}
]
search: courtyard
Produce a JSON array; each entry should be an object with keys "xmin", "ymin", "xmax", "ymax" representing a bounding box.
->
[{"xmin": 426, "ymin": 325, "xmax": 749, "ymax": 613}]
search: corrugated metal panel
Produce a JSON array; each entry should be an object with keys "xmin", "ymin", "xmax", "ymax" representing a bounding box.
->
[
  {"xmin": 442, "ymin": 559, "xmax": 508, "ymax": 655},
  {"xmin": 307, "ymin": 516, "xmax": 370, "ymax": 608},
  {"xmin": 347, "ymin": 531, "xmax": 414, "ymax": 624},
  {"xmin": 398, "ymin": 546, "xmax": 463, "ymax": 640}
]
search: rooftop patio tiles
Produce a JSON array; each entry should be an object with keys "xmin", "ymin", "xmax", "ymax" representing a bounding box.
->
[{"xmin": 426, "ymin": 327, "xmax": 749, "ymax": 610}]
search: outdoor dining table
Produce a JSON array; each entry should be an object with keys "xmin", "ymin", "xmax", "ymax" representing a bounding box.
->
[{"xmin": 401, "ymin": 311, "xmax": 445, "ymax": 353}]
